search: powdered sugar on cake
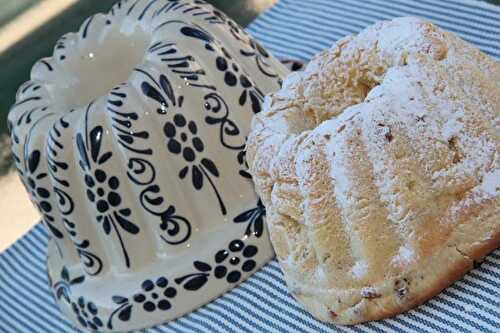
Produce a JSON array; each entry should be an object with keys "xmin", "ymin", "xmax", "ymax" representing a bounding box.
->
[
  {"xmin": 247, "ymin": 16, "xmax": 499, "ymax": 325},
  {"xmin": 392, "ymin": 246, "xmax": 415, "ymax": 266},
  {"xmin": 478, "ymin": 169, "xmax": 500, "ymax": 196}
]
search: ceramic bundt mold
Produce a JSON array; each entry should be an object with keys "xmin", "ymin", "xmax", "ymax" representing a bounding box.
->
[{"xmin": 8, "ymin": 0, "xmax": 288, "ymax": 331}]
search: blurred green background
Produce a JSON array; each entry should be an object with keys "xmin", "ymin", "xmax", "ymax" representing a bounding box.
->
[
  {"xmin": 0, "ymin": 0, "xmax": 275, "ymax": 175},
  {"xmin": 0, "ymin": 0, "xmax": 38, "ymax": 26}
]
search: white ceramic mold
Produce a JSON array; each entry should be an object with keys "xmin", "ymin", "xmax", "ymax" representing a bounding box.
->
[{"xmin": 8, "ymin": 0, "xmax": 288, "ymax": 331}]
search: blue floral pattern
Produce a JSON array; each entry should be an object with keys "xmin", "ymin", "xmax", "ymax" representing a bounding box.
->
[
  {"xmin": 6, "ymin": 0, "xmax": 290, "ymax": 331},
  {"xmin": 77, "ymin": 104, "xmax": 140, "ymax": 268}
]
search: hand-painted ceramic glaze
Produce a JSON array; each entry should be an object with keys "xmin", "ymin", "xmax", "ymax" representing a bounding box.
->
[{"xmin": 8, "ymin": 0, "xmax": 288, "ymax": 331}]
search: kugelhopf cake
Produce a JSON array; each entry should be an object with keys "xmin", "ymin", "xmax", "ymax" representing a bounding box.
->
[{"xmin": 246, "ymin": 17, "xmax": 500, "ymax": 324}]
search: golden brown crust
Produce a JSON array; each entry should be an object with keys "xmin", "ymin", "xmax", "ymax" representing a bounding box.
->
[
  {"xmin": 359, "ymin": 222, "xmax": 500, "ymax": 324},
  {"xmin": 246, "ymin": 17, "xmax": 500, "ymax": 324}
]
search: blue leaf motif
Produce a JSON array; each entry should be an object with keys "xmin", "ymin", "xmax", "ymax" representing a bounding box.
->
[
  {"xmin": 28, "ymin": 150, "xmax": 41, "ymax": 173},
  {"xmin": 192, "ymin": 165, "xmax": 203, "ymax": 190},
  {"xmin": 112, "ymin": 296, "xmax": 128, "ymax": 305},
  {"xmin": 194, "ymin": 261, "xmax": 211, "ymax": 272},
  {"xmin": 118, "ymin": 305, "xmax": 132, "ymax": 321},
  {"xmin": 201, "ymin": 158, "xmax": 219, "ymax": 177},
  {"xmin": 89, "ymin": 126, "xmax": 104, "ymax": 163},
  {"xmin": 180, "ymin": 26, "xmax": 213, "ymax": 42},
  {"xmin": 76, "ymin": 133, "xmax": 90, "ymax": 169},
  {"xmin": 141, "ymin": 82, "xmax": 166, "ymax": 106}
]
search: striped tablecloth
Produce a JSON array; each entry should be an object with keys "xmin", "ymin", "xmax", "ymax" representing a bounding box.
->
[{"xmin": 1, "ymin": 0, "xmax": 499, "ymax": 332}]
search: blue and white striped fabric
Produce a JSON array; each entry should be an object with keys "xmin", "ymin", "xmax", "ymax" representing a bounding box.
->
[{"xmin": 1, "ymin": 0, "xmax": 500, "ymax": 332}]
